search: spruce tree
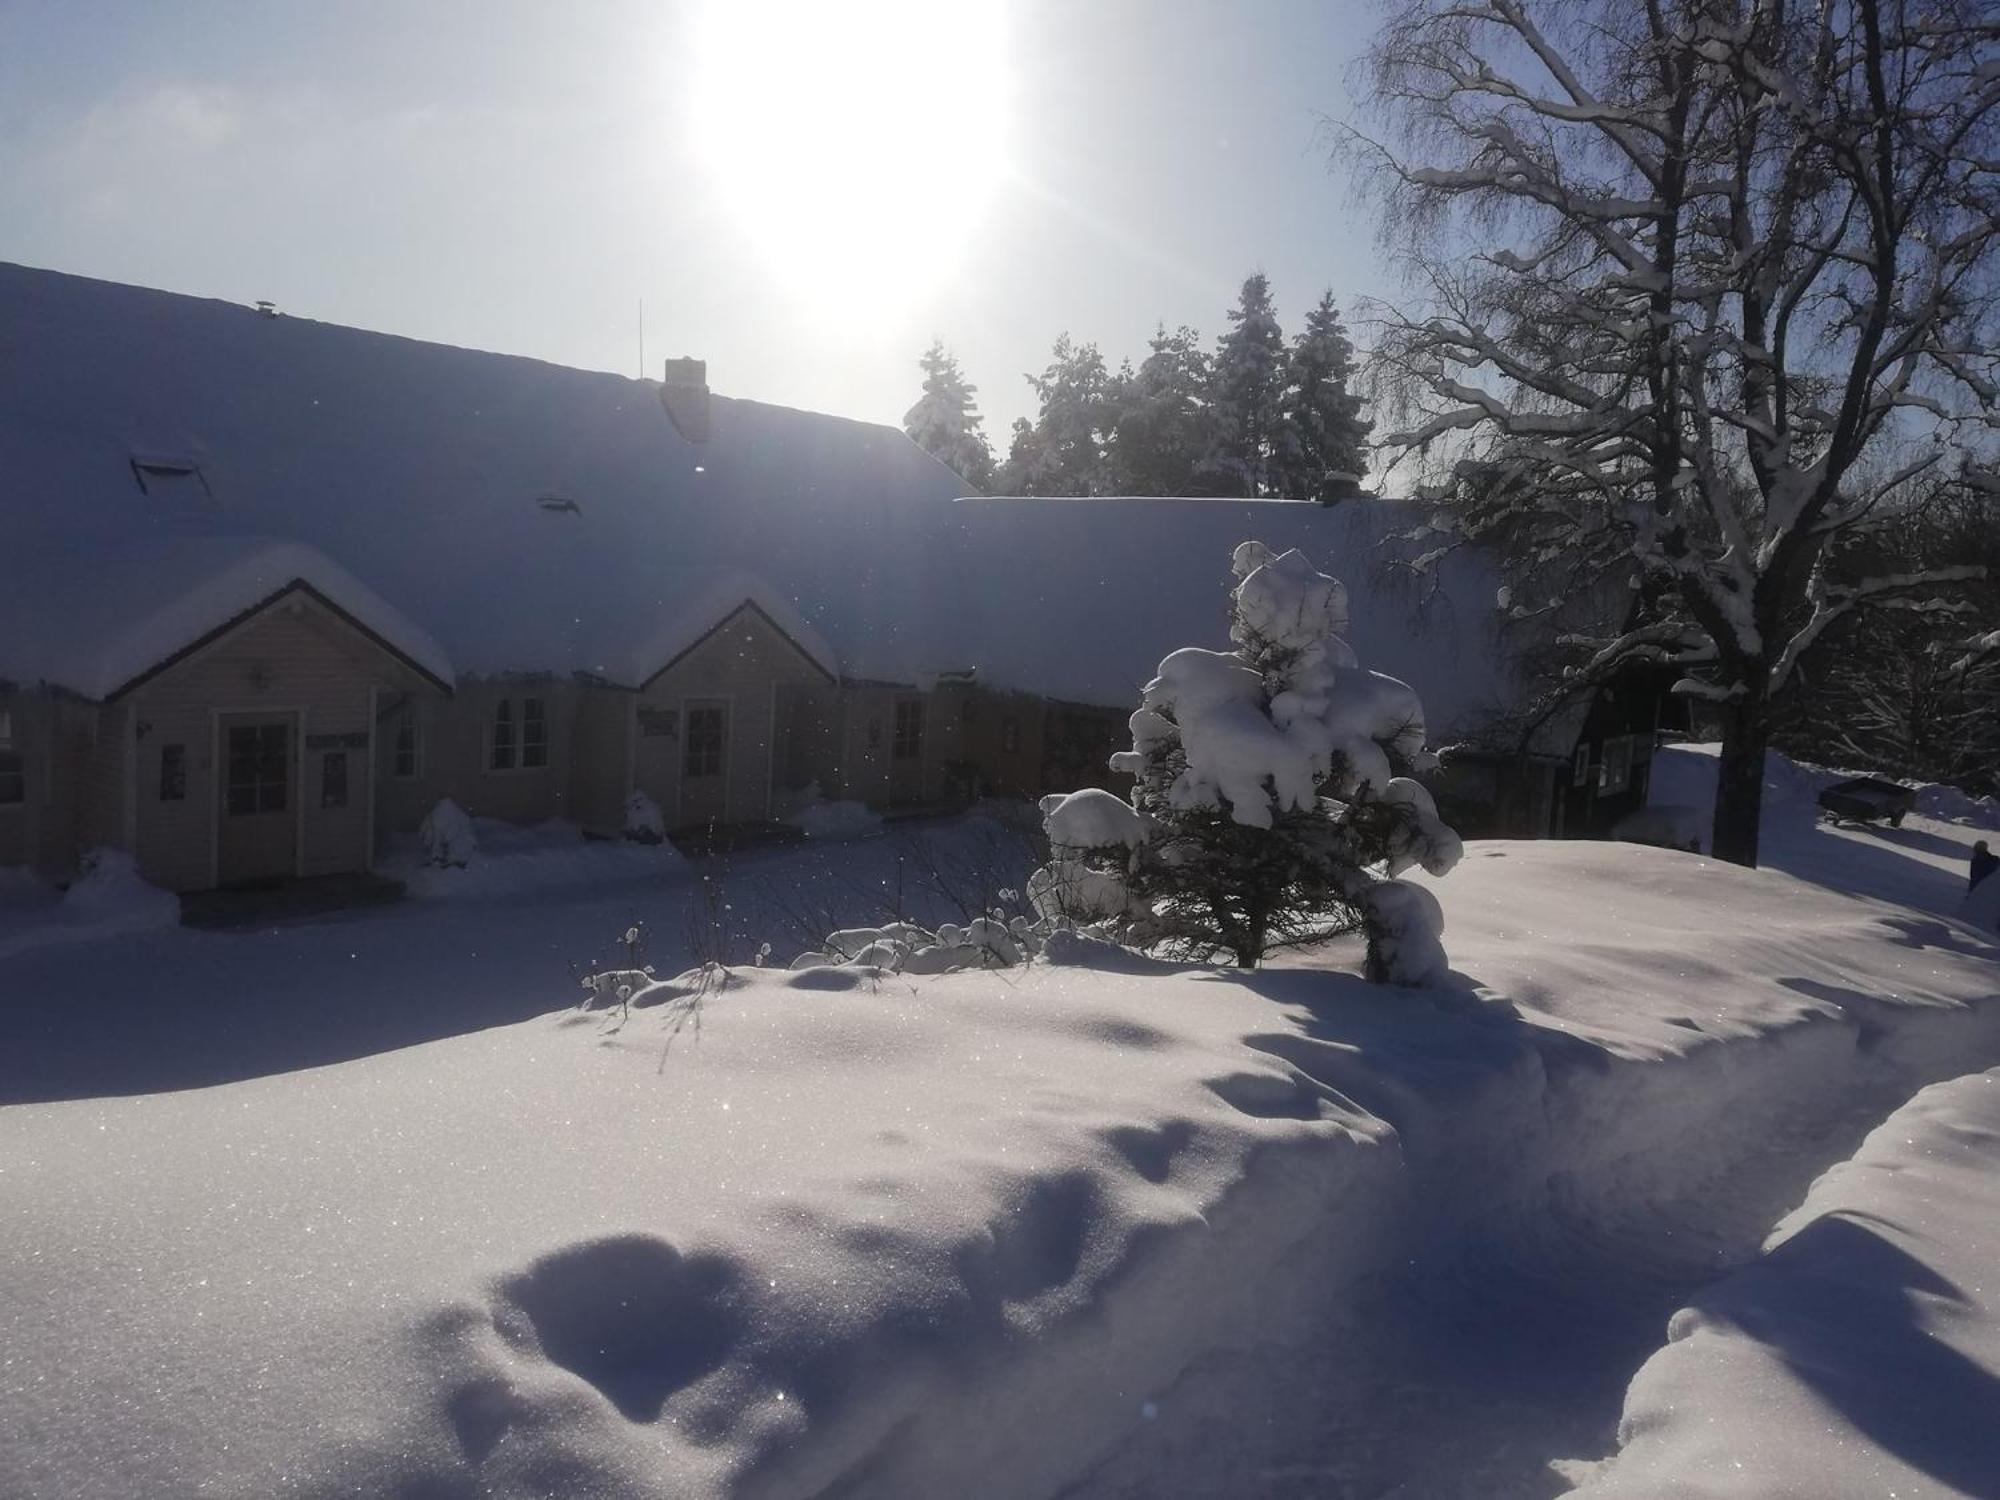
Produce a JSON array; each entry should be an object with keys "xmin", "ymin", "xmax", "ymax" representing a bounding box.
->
[
  {"xmin": 995, "ymin": 334, "xmax": 1111, "ymax": 495},
  {"xmin": 1105, "ymin": 324, "xmax": 1211, "ymax": 495},
  {"xmin": 1277, "ymin": 292, "xmax": 1371, "ymax": 502},
  {"xmin": 1198, "ymin": 273, "xmax": 1288, "ymax": 497},
  {"xmin": 902, "ymin": 341, "xmax": 995, "ymax": 491},
  {"xmin": 1030, "ymin": 542, "xmax": 1463, "ymax": 980}
]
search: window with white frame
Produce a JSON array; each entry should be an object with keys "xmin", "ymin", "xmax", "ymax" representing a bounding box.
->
[
  {"xmin": 0, "ymin": 711, "xmax": 20, "ymax": 805},
  {"xmin": 892, "ymin": 698, "xmax": 925, "ymax": 761},
  {"xmin": 490, "ymin": 699, "xmax": 516, "ymax": 770},
  {"xmin": 489, "ymin": 696, "xmax": 550, "ymax": 772},
  {"xmin": 393, "ymin": 719, "xmax": 421, "ymax": 780},
  {"xmin": 521, "ymin": 697, "xmax": 548, "ymax": 768}
]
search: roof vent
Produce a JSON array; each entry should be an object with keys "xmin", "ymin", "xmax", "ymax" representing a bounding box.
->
[
  {"xmin": 537, "ymin": 495, "xmax": 581, "ymax": 514},
  {"xmin": 254, "ymin": 300, "xmax": 279, "ymax": 317},
  {"xmin": 661, "ymin": 357, "xmax": 711, "ymax": 444},
  {"xmin": 129, "ymin": 453, "xmax": 214, "ymax": 503}
]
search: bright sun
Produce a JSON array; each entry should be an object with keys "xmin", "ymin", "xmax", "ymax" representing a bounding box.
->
[{"xmin": 690, "ymin": 0, "xmax": 1009, "ymax": 315}]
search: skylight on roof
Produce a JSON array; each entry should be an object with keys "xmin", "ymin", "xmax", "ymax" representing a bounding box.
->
[{"xmin": 536, "ymin": 495, "xmax": 581, "ymax": 514}]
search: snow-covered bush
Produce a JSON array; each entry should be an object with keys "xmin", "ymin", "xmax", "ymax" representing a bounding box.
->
[
  {"xmin": 1030, "ymin": 541, "xmax": 1463, "ymax": 982},
  {"xmin": 418, "ymin": 798, "xmax": 477, "ymax": 869},
  {"xmin": 59, "ymin": 848, "xmax": 179, "ymax": 932},
  {"xmin": 623, "ymin": 790, "xmax": 665, "ymax": 843}
]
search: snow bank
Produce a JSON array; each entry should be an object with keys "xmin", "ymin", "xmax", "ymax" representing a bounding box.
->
[
  {"xmin": 1646, "ymin": 741, "xmax": 1828, "ymax": 840},
  {"xmin": 0, "ymin": 848, "xmax": 178, "ymax": 959},
  {"xmin": 9, "ymin": 829, "xmax": 2000, "ymax": 1498},
  {"xmin": 1562, "ymin": 1069, "xmax": 2000, "ymax": 1498},
  {"xmin": 1915, "ymin": 782, "xmax": 2000, "ymax": 828},
  {"xmin": 783, "ymin": 796, "xmax": 884, "ymax": 842},
  {"xmin": 382, "ymin": 816, "xmax": 685, "ymax": 900}
]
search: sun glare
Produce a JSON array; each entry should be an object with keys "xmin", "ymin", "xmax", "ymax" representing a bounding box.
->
[{"xmin": 690, "ymin": 0, "xmax": 1009, "ymax": 316}]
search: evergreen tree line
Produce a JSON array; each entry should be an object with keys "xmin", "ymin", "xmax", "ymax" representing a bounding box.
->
[{"xmin": 902, "ymin": 274, "xmax": 1372, "ymax": 501}]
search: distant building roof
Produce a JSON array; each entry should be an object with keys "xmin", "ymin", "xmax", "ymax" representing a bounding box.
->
[{"xmin": 0, "ymin": 261, "xmax": 1527, "ymax": 741}]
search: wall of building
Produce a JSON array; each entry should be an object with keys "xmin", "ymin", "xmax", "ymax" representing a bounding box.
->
[
  {"xmin": 569, "ymin": 685, "xmax": 635, "ymax": 835},
  {"xmin": 123, "ymin": 598, "xmax": 425, "ymax": 891},
  {"xmin": 632, "ymin": 608, "xmax": 832, "ymax": 829}
]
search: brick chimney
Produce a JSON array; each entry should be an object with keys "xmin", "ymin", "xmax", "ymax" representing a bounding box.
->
[{"xmin": 660, "ymin": 357, "xmax": 711, "ymax": 443}]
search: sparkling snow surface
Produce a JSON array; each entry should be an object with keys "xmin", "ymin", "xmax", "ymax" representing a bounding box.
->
[{"xmin": 3, "ymin": 762, "xmax": 2000, "ymax": 1497}]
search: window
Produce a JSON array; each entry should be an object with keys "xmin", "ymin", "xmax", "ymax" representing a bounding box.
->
[
  {"xmin": 489, "ymin": 699, "xmax": 515, "ymax": 770},
  {"xmin": 393, "ymin": 721, "xmax": 421, "ymax": 780},
  {"xmin": 159, "ymin": 744, "xmax": 187, "ymax": 802},
  {"xmin": 0, "ymin": 751, "xmax": 22, "ymax": 806},
  {"xmin": 1599, "ymin": 736, "xmax": 1634, "ymax": 797},
  {"xmin": 225, "ymin": 724, "xmax": 289, "ymax": 815},
  {"xmin": 321, "ymin": 751, "xmax": 349, "ymax": 809},
  {"xmin": 521, "ymin": 697, "xmax": 548, "ymax": 769},
  {"xmin": 893, "ymin": 699, "xmax": 924, "ymax": 761},
  {"xmin": 1572, "ymin": 742, "xmax": 1592, "ymax": 788},
  {"xmin": 489, "ymin": 697, "xmax": 547, "ymax": 771},
  {"xmin": 684, "ymin": 706, "xmax": 725, "ymax": 778},
  {"xmin": 1001, "ymin": 716, "xmax": 1021, "ymax": 754}
]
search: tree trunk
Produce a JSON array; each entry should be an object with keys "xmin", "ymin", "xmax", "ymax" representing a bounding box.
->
[{"xmin": 1711, "ymin": 699, "xmax": 1770, "ymax": 867}]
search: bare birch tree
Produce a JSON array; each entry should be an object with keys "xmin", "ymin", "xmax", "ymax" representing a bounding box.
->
[{"xmin": 1347, "ymin": 0, "xmax": 1998, "ymax": 864}]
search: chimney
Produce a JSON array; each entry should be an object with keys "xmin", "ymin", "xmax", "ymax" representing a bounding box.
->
[{"xmin": 660, "ymin": 357, "xmax": 711, "ymax": 443}]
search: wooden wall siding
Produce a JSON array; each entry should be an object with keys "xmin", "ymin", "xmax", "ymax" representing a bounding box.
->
[
  {"xmin": 372, "ymin": 692, "xmax": 442, "ymax": 838},
  {"xmin": 634, "ymin": 609, "xmax": 828, "ymax": 828},
  {"xmin": 79, "ymin": 699, "xmax": 128, "ymax": 859},
  {"xmin": 568, "ymin": 686, "xmax": 634, "ymax": 836},
  {"xmin": 949, "ymin": 688, "xmax": 1053, "ymax": 800},
  {"xmin": 126, "ymin": 597, "xmax": 427, "ymax": 892},
  {"xmin": 422, "ymin": 678, "xmax": 579, "ymax": 828},
  {"xmin": 0, "ymin": 690, "xmax": 38, "ymax": 869}
]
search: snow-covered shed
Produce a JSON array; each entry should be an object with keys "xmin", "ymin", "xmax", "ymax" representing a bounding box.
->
[{"xmin": 0, "ymin": 260, "xmax": 1542, "ymax": 893}]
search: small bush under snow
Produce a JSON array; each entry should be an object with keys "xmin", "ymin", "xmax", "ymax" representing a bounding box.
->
[
  {"xmin": 623, "ymin": 791, "xmax": 665, "ymax": 843},
  {"xmin": 418, "ymin": 798, "xmax": 478, "ymax": 868}
]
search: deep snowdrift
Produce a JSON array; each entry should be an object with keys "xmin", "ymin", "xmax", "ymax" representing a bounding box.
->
[
  {"xmin": 6, "ymin": 795, "xmax": 2000, "ymax": 1497},
  {"xmin": 1564, "ymin": 1069, "xmax": 2000, "ymax": 1498}
]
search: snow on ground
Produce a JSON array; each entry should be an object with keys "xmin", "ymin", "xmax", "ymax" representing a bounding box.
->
[
  {"xmin": 3, "ymin": 769, "xmax": 2000, "ymax": 1497},
  {"xmin": 0, "ymin": 848, "xmax": 180, "ymax": 960},
  {"xmin": 1563, "ymin": 1069, "xmax": 2000, "ymax": 1499},
  {"xmin": 377, "ymin": 816, "xmax": 687, "ymax": 901}
]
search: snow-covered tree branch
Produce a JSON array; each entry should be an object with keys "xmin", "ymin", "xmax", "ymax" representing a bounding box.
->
[{"xmin": 1345, "ymin": 0, "xmax": 1999, "ymax": 864}]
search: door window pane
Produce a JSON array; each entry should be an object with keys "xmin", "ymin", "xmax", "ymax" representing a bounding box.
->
[
  {"xmin": 159, "ymin": 744, "xmax": 186, "ymax": 802},
  {"xmin": 321, "ymin": 751, "xmax": 348, "ymax": 809},
  {"xmin": 225, "ymin": 724, "xmax": 289, "ymax": 817},
  {"xmin": 684, "ymin": 707, "xmax": 725, "ymax": 778}
]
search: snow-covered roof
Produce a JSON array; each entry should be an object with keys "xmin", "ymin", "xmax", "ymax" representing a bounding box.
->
[
  {"xmin": 0, "ymin": 262, "xmax": 1523, "ymax": 735},
  {"xmin": 0, "ymin": 530, "xmax": 453, "ymax": 700}
]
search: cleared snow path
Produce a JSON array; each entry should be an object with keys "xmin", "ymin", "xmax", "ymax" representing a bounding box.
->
[
  {"xmin": 1563, "ymin": 1068, "xmax": 2000, "ymax": 1498},
  {"xmin": 1064, "ymin": 842, "xmax": 2000, "ymax": 1499}
]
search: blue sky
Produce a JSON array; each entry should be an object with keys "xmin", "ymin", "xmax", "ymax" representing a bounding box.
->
[{"xmin": 0, "ymin": 0, "xmax": 1391, "ymax": 438}]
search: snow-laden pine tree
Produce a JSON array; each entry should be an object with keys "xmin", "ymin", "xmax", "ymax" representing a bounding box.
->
[
  {"xmin": 1029, "ymin": 542, "xmax": 1463, "ymax": 981},
  {"xmin": 1349, "ymin": 0, "xmax": 1998, "ymax": 866},
  {"xmin": 994, "ymin": 335, "xmax": 1114, "ymax": 495},
  {"xmin": 1276, "ymin": 292, "xmax": 1372, "ymax": 502},
  {"xmin": 902, "ymin": 341, "xmax": 995, "ymax": 491},
  {"xmin": 1198, "ymin": 274, "xmax": 1290, "ymax": 497},
  {"xmin": 1105, "ymin": 324, "xmax": 1212, "ymax": 495}
]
